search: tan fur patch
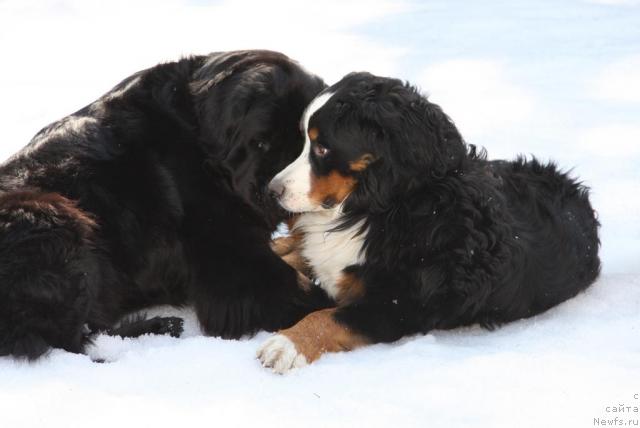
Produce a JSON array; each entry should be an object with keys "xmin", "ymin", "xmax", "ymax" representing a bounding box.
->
[
  {"xmin": 335, "ymin": 271, "xmax": 366, "ymax": 305},
  {"xmin": 349, "ymin": 153, "xmax": 376, "ymax": 172},
  {"xmin": 280, "ymin": 308, "xmax": 368, "ymax": 363},
  {"xmin": 0, "ymin": 191, "xmax": 97, "ymax": 236},
  {"xmin": 293, "ymin": 271, "xmax": 312, "ymax": 292},
  {"xmin": 284, "ymin": 251, "xmax": 313, "ymax": 280},
  {"xmin": 284, "ymin": 215, "xmax": 300, "ymax": 231},
  {"xmin": 271, "ymin": 215, "xmax": 302, "ymax": 257},
  {"xmin": 271, "ymin": 236, "xmax": 312, "ymax": 289},
  {"xmin": 309, "ymin": 171, "xmax": 356, "ymax": 206},
  {"xmin": 271, "ymin": 217, "xmax": 313, "ymax": 287},
  {"xmin": 308, "ymin": 127, "xmax": 319, "ymax": 141},
  {"xmin": 274, "ymin": 230, "xmax": 312, "ymax": 278},
  {"xmin": 270, "ymin": 235, "xmax": 298, "ymax": 257}
]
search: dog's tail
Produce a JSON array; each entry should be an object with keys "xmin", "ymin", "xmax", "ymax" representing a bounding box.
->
[{"xmin": 0, "ymin": 190, "xmax": 98, "ymax": 361}]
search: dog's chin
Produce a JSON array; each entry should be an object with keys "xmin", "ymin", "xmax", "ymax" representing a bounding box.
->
[
  {"xmin": 270, "ymin": 198, "xmax": 292, "ymax": 219},
  {"xmin": 277, "ymin": 197, "xmax": 327, "ymax": 215},
  {"xmin": 276, "ymin": 199, "xmax": 303, "ymax": 214}
]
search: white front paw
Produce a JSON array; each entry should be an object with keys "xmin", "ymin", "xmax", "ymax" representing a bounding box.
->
[{"xmin": 256, "ymin": 334, "xmax": 308, "ymax": 374}]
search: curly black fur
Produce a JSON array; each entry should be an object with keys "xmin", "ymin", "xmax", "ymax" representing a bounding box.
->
[{"xmin": 0, "ymin": 50, "xmax": 330, "ymax": 360}]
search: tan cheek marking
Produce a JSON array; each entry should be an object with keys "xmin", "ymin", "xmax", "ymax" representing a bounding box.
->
[
  {"xmin": 279, "ymin": 308, "xmax": 369, "ymax": 363},
  {"xmin": 349, "ymin": 153, "xmax": 376, "ymax": 172},
  {"xmin": 335, "ymin": 272, "xmax": 366, "ymax": 305},
  {"xmin": 308, "ymin": 171, "xmax": 356, "ymax": 205},
  {"xmin": 308, "ymin": 127, "xmax": 319, "ymax": 141}
]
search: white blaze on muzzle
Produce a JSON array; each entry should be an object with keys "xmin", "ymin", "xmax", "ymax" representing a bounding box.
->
[{"xmin": 270, "ymin": 91, "xmax": 334, "ymax": 212}]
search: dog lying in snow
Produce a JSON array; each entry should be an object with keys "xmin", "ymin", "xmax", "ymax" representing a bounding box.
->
[
  {"xmin": 257, "ymin": 72, "xmax": 600, "ymax": 373},
  {"xmin": 0, "ymin": 50, "xmax": 329, "ymax": 360}
]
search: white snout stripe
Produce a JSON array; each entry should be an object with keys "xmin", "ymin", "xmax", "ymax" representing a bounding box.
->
[{"xmin": 271, "ymin": 91, "xmax": 334, "ymax": 212}]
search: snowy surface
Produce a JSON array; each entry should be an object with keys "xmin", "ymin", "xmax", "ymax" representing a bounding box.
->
[{"xmin": 0, "ymin": 1, "xmax": 639, "ymax": 427}]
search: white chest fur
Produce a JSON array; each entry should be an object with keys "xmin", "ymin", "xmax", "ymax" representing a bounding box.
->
[{"xmin": 295, "ymin": 210, "xmax": 366, "ymax": 300}]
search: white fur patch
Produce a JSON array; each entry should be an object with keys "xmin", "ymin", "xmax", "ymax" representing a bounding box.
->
[
  {"xmin": 271, "ymin": 91, "xmax": 334, "ymax": 212},
  {"xmin": 295, "ymin": 209, "xmax": 367, "ymax": 300},
  {"xmin": 257, "ymin": 334, "xmax": 308, "ymax": 374}
]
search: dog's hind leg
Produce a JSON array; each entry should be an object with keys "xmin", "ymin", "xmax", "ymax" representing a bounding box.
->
[{"xmin": 0, "ymin": 191, "xmax": 99, "ymax": 360}]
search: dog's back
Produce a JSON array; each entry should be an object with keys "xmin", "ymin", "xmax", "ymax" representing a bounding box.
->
[{"xmin": 487, "ymin": 158, "xmax": 600, "ymax": 318}]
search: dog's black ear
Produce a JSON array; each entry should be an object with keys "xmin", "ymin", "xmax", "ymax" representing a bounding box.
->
[
  {"xmin": 359, "ymin": 100, "xmax": 466, "ymax": 197},
  {"xmin": 356, "ymin": 79, "xmax": 467, "ymax": 188},
  {"xmin": 399, "ymin": 94, "xmax": 467, "ymax": 181},
  {"xmin": 189, "ymin": 50, "xmax": 310, "ymax": 161},
  {"xmin": 343, "ymin": 157, "xmax": 396, "ymax": 215},
  {"xmin": 340, "ymin": 90, "xmax": 468, "ymax": 221}
]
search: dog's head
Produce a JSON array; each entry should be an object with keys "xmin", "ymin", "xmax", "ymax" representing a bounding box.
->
[
  {"xmin": 191, "ymin": 50, "xmax": 325, "ymax": 219},
  {"xmin": 269, "ymin": 72, "xmax": 466, "ymax": 214}
]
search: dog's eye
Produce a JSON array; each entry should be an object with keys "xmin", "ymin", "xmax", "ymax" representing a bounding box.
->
[
  {"xmin": 313, "ymin": 143, "xmax": 329, "ymax": 158},
  {"xmin": 256, "ymin": 141, "xmax": 270, "ymax": 152}
]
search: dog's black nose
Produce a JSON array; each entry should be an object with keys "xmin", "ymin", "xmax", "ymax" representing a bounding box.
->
[{"xmin": 268, "ymin": 179, "xmax": 285, "ymax": 199}]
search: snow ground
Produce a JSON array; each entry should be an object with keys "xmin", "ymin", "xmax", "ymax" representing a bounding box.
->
[{"xmin": 0, "ymin": 1, "xmax": 639, "ymax": 427}]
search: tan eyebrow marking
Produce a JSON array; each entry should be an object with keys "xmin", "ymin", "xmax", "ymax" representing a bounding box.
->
[
  {"xmin": 349, "ymin": 153, "xmax": 376, "ymax": 172},
  {"xmin": 308, "ymin": 127, "xmax": 319, "ymax": 141}
]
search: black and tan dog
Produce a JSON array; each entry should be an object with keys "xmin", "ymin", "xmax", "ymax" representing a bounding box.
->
[
  {"xmin": 258, "ymin": 72, "xmax": 600, "ymax": 373},
  {"xmin": 0, "ymin": 50, "xmax": 330, "ymax": 360}
]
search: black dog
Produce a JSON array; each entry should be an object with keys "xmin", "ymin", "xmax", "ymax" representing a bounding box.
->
[
  {"xmin": 258, "ymin": 72, "xmax": 600, "ymax": 373},
  {"xmin": 0, "ymin": 50, "xmax": 329, "ymax": 360}
]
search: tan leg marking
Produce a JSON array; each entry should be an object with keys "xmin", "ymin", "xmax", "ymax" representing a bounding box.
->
[
  {"xmin": 271, "ymin": 236, "xmax": 312, "ymax": 289},
  {"xmin": 271, "ymin": 235, "xmax": 298, "ymax": 257},
  {"xmin": 270, "ymin": 217, "xmax": 313, "ymax": 280},
  {"xmin": 283, "ymin": 250, "xmax": 313, "ymax": 279},
  {"xmin": 335, "ymin": 271, "xmax": 366, "ymax": 305},
  {"xmin": 280, "ymin": 308, "xmax": 369, "ymax": 364},
  {"xmin": 270, "ymin": 215, "xmax": 303, "ymax": 257}
]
